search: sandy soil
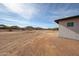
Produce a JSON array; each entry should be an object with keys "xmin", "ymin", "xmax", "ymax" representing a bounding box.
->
[{"xmin": 0, "ymin": 30, "xmax": 79, "ymax": 56}]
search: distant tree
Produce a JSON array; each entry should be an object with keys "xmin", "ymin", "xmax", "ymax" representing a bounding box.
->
[
  {"xmin": 25, "ymin": 26, "xmax": 34, "ymax": 30},
  {"xmin": 10, "ymin": 26, "xmax": 20, "ymax": 29},
  {"xmin": 52, "ymin": 27, "xmax": 59, "ymax": 30},
  {"xmin": 34, "ymin": 27, "xmax": 43, "ymax": 30},
  {"xmin": 48, "ymin": 27, "xmax": 59, "ymax": 30},
  {"xmin": 21, "ymin": 28, "xmax": 26, "ymax": 31},
  {"xmin": 8, "ymin": 26, "xmax": 20, "ymax": 31}
]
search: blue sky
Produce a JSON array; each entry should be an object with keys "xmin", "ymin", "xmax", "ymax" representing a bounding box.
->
[{"xmin": 0, "ymin": 3, "xmax": 79, "ymax": 28}]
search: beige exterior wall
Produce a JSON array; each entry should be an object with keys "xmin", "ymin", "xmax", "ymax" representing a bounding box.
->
[
  {"xmin": 59, "ymin": 25, "xmax": 79, "ymax": 40},
  {"xmin": 59, "ymin": 18, "xmax": 79, "ymax": 40}
]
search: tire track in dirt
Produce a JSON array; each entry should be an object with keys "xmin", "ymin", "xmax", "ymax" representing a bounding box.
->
[{"xmin": 0, "ymin": 30, "xmax": 45, "ymax": 55}]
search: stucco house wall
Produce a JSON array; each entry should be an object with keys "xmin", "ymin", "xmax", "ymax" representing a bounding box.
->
[{"xmin": 59, "ymin": 18, "xmax": 79, "ymax": 40}]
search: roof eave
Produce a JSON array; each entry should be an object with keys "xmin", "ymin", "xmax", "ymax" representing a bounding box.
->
[{"xmin": 54, "ymin": 15, "xmax": 79, "ymax": 24}]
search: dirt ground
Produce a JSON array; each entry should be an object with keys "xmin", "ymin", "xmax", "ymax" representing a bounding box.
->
[{"xmin": 0, "ymin": 30, "xmax": 79, "ymax": 56}]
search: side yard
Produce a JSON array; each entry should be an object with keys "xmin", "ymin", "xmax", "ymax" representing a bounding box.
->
[{"xmin": 0, "ymin": 30, "xmax": 79, "ymax": 56}]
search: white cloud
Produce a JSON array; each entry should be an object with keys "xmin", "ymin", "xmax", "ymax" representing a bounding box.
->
[
  {"xmin": 50, "ymin": 6, "xmax": 79, "ymax": 21},
  {"xmin": 3, "ymin": 3, "xmax": 38, "ymax": 20},
  {"xmin": 52, "ymin": 9, "xmax": 79, "ymax": 16}
]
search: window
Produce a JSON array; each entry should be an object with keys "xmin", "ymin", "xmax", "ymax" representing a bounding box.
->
[{"xmin": 67, "ymin": 22, "xmax": 74, "ymax": 27}]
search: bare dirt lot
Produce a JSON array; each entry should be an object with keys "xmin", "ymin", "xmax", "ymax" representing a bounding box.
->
[{"xmin": 0, "ymin": 30, "xmax": 79, "ymax": 56}]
